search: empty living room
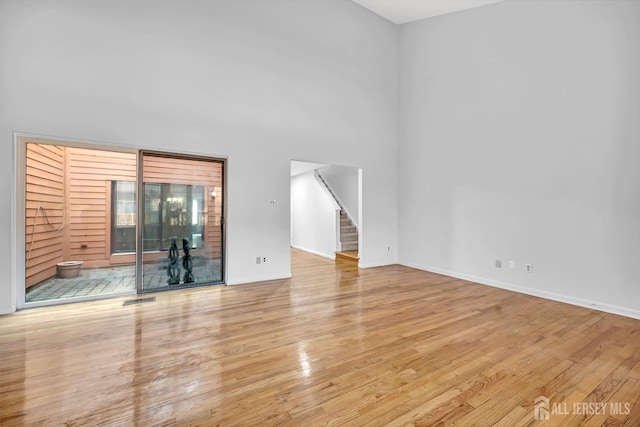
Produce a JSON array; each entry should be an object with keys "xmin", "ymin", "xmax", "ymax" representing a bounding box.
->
[{"xmin": 1, "ymin": 0, "xmax": 639, "ymax": 425}]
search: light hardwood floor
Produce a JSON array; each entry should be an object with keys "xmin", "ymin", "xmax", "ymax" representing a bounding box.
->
[{"xmin": 1, "ymin": 249, "xmax": 639, "ymax": 426}]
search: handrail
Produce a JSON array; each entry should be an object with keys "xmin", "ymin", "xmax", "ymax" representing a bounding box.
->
[{"xmin": 314, "ymin": 170, "xmax": 345, "ymax": 212}]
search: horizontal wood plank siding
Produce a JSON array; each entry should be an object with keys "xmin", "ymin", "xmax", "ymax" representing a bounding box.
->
[
  {"xmin": 68, "ymin": 148, "xmax": 136, "ymax": 267},
  {"xmin": 25, "ymin": 144, "xmax": 65, "ymax": 288}
]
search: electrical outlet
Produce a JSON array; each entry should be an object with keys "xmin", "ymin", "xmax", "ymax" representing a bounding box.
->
[
  {"xmin": 263, "ymin": 257, "xmax": 267, "ymax": 263},
  {"xmin": 525, "ymin": 263, "xmax": 533, "ymax": 273},
  {"xmin": 256, "ymin": 257, "xmax": 261, "ymax": 264},
  {"xmin": 495, "ymin": 259, "xmax": 502, "ymax": 268}
]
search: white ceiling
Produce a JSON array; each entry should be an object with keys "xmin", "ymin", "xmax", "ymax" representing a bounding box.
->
[{"xmin": 351, "ymin": 0, "xmax": 506, "ymax": 24}]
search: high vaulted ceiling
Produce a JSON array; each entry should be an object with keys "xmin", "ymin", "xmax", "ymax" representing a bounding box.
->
[{"xmin": 351, "ymin": 0, "xmax": 506, "ymax": 24}]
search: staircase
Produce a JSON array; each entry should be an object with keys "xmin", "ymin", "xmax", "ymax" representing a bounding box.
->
[
  {"xmin": 339, "ymin": 212, "xmax": 358, "ymax": 252},
  {"xmin": 314, "ymin": 170, "xmax": 359, "ymax": 264},
  {"xmin": 336, "ymin": 211, "xmax": 359, "ymax": 264}
]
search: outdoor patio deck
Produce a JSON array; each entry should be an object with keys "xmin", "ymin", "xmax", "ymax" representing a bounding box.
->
[{"xmin": 26, "ymin": 260, "xmax": 222, "ymax": 303}]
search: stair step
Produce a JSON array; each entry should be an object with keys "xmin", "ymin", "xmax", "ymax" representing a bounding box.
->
[
  {"xmin": 335, "ymin": 251, "xmax": 359, "ymax": 263},
  {"xmin": 341, "ymin": 242, "xmax": 358, "ymax": 251},
  {"xmin": 341, "ymin": 225, "xmax": 356, "ymax": 234},
  {"xmin": 340, "ymin": 219, "xmax": 352, "ymax": 226},
  {"xmin": 341, "ymin": 232, "xmax": 358, "ymax": 242}
]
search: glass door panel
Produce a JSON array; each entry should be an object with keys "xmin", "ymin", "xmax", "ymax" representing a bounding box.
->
[
  {"xmin": 24, "ymin": 141, "xmax": 138, "ymax": 304},
  {"xmin": 143, "ymin": 183, "xmax": 162, "ymax": 251},
  {"xmin": 139, "ymin": 152, "xmax": 224, "ymax": 293}
]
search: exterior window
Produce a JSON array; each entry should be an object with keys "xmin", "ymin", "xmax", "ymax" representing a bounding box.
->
[
  {"xmin": 112, "ymin": 181, "xmax": 205, "ymax": 253},
  {"xmin": 112, "ymin": 181, "xmax": 136, "ymax": 253},
  {"xmin": 142, "ymin": 183, "xmax": 205, "ymax": 252}
]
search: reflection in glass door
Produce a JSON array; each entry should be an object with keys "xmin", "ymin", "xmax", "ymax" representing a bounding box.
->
[{"xmin": 138, "ymin": 152, "xmax": 224, "ymax": 293}]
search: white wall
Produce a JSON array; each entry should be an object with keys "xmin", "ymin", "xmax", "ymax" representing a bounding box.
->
[
  {"xmin": 319, "ymin": 165, "xmax": 360, "ymax": 227},
  {"xmin": 0, "ymin": 0, "xmax": 399, "ymax": 313},
  {"xmin": 6, "ymin": 0, "xmax": 634, "ymax": 319},
  {"xmin": 291, "ymin": 171, "xmax": 339, "ymax": 258},
  {"xmin": 398, "ymin": 0, "xmax": 640, "ymax": 318}
]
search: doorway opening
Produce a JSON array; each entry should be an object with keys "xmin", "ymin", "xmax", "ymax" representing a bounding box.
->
[
  {"xmin": 18, "ymin": 136, "xmax": 225, "ymax": 307},
  {"xmin": 290, "ymin": 160, "xmax": 362, "ymax": 266}
]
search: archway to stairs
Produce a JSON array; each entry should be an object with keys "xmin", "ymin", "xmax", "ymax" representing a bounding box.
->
[{"xmin": 290, "ymin": 160, "xmax": 362, "ymax": 267}]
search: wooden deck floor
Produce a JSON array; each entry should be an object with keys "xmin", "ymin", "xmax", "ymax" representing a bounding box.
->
[{"xmin": 1, "ymin": 249, "xmax": 639, "ymax": 426}]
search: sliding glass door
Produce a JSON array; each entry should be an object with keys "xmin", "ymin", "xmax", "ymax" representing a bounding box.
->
[
  {"xmin": 138, "ymin": 152, "xmax": 224, "ymax": 293},
  {"xmin": 21, "ymin": 136, "xmax": 225, "ymax": 307}
]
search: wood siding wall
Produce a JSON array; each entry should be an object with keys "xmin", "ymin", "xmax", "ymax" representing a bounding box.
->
[
  {"xmin": 25, "ymin": 144, "xmax": 65, "ymax": 287},
  {"xmin": 68, "ymin": 148, "xmax": 136, "ymax": 267},
  {"xmin": 25, "ymin": 142, "xmax": 223, "ymax": 287}
]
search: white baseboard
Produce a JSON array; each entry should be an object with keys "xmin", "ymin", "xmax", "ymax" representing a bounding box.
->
[
  {"xmin": 291, "ymin": 245, "xmax": 335, "ymax": 260},
  {"xmin": 226, "ymin": 274, "xmax": 292, "ymax": 286},
  {"xmin": 359, "ymin": 260, "xmax": 395, "ymax": 269},
  {"xmin": 401, "ymin": 261, "xmax": 640, "ymax": 320}
]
